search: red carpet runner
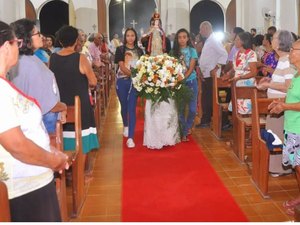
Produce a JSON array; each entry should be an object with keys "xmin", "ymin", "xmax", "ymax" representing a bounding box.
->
[{"xmin": 122, "ymin": 109, "xmax": 248, "ymax": 222}]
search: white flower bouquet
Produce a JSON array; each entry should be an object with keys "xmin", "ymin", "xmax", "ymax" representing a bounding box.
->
[{"xmin": 131, "ymin": 54, "xmax": 186, "ymax": 103}]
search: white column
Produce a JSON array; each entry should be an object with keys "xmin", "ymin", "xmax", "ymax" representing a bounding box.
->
[
  {"xmin": 276, "ymin": 0, "xmax": 298, "ymax": 33},
  {"xmin": 0, "ymin": 0, "xmax": 25, "ymax": 23},
  {"xmin": 275, "ymin": 0, "xmax": 281, "ymax": 29},
  {"xmin": 236, "ymin": 0, "xmax": 245, "ymax": 29},
  {"xmin": 73, "ymin": 0, "xmax": 98, "ymax": 34}
]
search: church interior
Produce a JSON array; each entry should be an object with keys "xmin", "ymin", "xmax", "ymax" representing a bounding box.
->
[{"xmin": 1, "ymin": 0, "xmax": 300, "ymax": 222}]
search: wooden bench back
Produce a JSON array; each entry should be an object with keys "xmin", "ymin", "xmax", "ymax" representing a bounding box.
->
[
  {"xmin": 251, "ymin": 89, "xmax": 282, "ymax": 198},
  {"xmin": 49, "ymin": 121, "xmax": 68, "ymax": 221},
  {"xmin": 212, "ymin": 73, "xmax": 231, "ymax": 139},
  {"xmin": 65, "ymin": 96, "xmax": 85, "ymax": 218},
  {"xmin": 0, "ymin": 181, "xmax": 10, "ymax": 221},
  {"xmin": 231, "ymin": 78, "xmax": 267, "ymax": 161},
  {"xmin": 231, "ymin": 81, "xmax": 255, "ymax": 160}
]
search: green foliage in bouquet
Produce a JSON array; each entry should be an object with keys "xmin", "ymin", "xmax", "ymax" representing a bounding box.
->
[{"xmin": 173, "ymin": 80, "xmax": 193, "ymax": 114}]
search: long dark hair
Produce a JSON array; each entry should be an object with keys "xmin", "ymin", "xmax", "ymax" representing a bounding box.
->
[
  {"xmin": 172, "ymin": 28, "xmax": 193, "ymax": 59},
  {"xmin": 264, "ymin": 33, "xmax": 273, "ymax": 45},
  {"xmin": 10, "ymin": 19, "xmax": 36, "ymax": 55},
  {"xmin": 0, "ymin": 21, "xmax": 14, "ymax": 46},
  {"xmin": 238, "ymin": 32, "xmax": 253, "ymax": 50},
  {"xmin": 123, "ymin": 27, "xmax": 139, "ymax": 48}
]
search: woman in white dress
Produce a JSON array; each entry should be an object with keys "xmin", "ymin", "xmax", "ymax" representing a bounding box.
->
[{"xmin": 141, "ymin": 11, "xmax": 180, "ymax": 149}]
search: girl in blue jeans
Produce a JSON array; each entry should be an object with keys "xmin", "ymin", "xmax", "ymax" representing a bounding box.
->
[
  {"xmin": 114, "ymin": 28, "xmax": 143, "ymax": 148},
  {"xmin": 171, "ymin": 28, "xmax": 199, "ymax": 141}
]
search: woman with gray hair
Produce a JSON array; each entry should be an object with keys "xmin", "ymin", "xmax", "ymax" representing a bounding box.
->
[
  {"xmin": 257, "ymin": 29, "xmax": 296, "ymax": 176},
  {"xmin": 258, "ymin": 30, "xmax": 295, "ymax": 96}
]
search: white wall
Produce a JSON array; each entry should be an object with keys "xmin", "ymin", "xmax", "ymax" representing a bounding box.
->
[
  {"xmin": 1, "ymin": 0, "xmax": 299, "ymax": 36},
  {"xmin": 236, "ymin": 0, "xmax": 298, "ymax": 34},
  {"xmin": 0, "ymin": 0, "xmax": 25, "ymax": 24},
  {"xmin": 174, "ymin": 1, "xmax": 190, "ymax": 32},
  {"xmin": 76, "ymin": 7, "xmax": 98, "ymax": 34},
  {"xmin": 30, "ymin": 0, "xmax": 98, "ymax": 34},
  {"xmin": 276, "ymin": 0, "xmax": 298, "ymax": 33},
  {"xmin": 73, "ymin": 0, "xmax": 98, "ymax": 34}
]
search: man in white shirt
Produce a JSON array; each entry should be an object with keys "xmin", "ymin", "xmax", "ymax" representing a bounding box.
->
[{"xmin": 196, "ymin": 21, "xmax": 228, "ymax": 128}]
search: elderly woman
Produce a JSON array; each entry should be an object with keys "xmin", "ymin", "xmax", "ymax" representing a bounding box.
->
[
  {"xmin": 257, "ymin": 30, "xmax": 295, "ymax": 175},
  {"xmin": 0, "ymin": 21, "xmax": 69, "ymax": 221},
  {"xmin": 9, "ymin": 19, "xmax": 67, "ymax": 134},
  {"xmin": 268, "ymin": 39, "xmax": 300, "ymax": 216},
  {"xmin": 258, "ymin": 30, "xmax": 295, "ymax": 113}
]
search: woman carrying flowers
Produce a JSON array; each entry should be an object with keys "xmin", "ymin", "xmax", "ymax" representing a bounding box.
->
[
  {"xmin": 171, "ymin": 28, "xmax": 198, "ymax": 141},
  {"xmin": 115, "ymin": 28, "xmax": 143, "ymax": 148}
]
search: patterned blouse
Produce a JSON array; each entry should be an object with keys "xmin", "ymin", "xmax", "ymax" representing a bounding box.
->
[{"xmin": 262, "ymin": 51, "xmax": 278, "ymax": 78}]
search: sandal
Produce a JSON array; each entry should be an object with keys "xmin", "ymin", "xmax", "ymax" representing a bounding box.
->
[
  {"xmin": 285, "ymin": 207, "xmax": 295, "ymax": 216},
  {"xmin": 84, "ymin": 174, "xmax": 93, "ymax": 184},
  {"xmin": 182, "ymin": 136, "xmax": 190, "ymax": 142},
  {"xmin": 283, "ymin": 198, "xmax": 300, "ymax": 209}
]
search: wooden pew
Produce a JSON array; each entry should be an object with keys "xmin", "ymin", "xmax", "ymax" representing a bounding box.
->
[
  {"xmin": 104, "ymin": 63, "xmax": 110, "ymax": 103},
  {"xmin": 94, "ymin": 66, "xmax": 107, "ymax": 116},
  {"xmin": 211, "ymin": 73, "xmax": 231, "ymax": 139},
  {"xmin": 65, "ymin": 96, "xmax": 85, "ymax": 218},
  {"xmin": 251, "ymin": 89, "xmax": 282, "ymax": 198},
  {"xmin": 49, "ymin": 121, "xmax": 68, "ymax": 221},
  {"xmin": 295, "ymin": 205, "xmax": 300, "ymax": 221},
  {"xmin": 231, "ymin": 80, "xmax": 266, "ymax": 162},
  {"xmin": 0, "ymin": 181, "xmax": 10, "ymax": 222},
  {"xmin": 93, "ymin": 89, "xmax": 101, "ymax": 138}
]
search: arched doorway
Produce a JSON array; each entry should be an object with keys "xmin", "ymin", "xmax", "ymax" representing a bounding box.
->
[
  {"xmin": 226, "ymin": 0, "xmax": 236, "ymax": 33},
  {"xmin": 25, "ymin": 0, "xmax": 36, "ymax": 21},
  {"xmin": 108, "ymin": 0, "xmax": 156, "ymax": 39},
  {"xmin": 190, "ymin": 0, "xmax": 224, "ymax": 37},
  {"xmin": 39, "ymin": 0, "xmax": 69, "ymax": 36}
]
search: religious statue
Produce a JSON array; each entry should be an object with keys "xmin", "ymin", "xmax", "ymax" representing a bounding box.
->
[{"xmin": 141, "ymin": 9, "xmax": 170, "ymax": 56}]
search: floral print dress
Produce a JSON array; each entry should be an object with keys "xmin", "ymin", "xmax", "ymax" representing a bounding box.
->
[{"xmin": 229, "ymin": 49, "xmax": 257, "ymax": 114}]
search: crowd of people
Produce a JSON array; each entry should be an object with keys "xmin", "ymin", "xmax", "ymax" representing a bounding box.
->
[
  {"xmin": 113, "ymin": 17, "xmax": 300, "ymax": 216},
  {"xmin": 0, "ymin": 19, "xmax": 102, "ymax": 221},
  {"xmin": 2, "ymin": 10, "xmax": 300, "ymax": 220},
  {"xmin": 193, "ymin": 23, "xmax": 300, "ymax": 217}
]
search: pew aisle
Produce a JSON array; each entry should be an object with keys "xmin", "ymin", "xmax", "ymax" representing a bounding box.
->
[{"xmin": 71, "ymin": 88, "xmax": 297, "ymax": 222}]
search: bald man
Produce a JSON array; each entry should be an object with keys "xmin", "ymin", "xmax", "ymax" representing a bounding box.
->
[{"xmin": 196, "ymin": 21, "xmax": 228, "ymax": 128}]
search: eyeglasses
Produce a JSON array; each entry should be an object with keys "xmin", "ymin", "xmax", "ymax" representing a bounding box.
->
[
  {"xmin": 32, "ymin": 31, "xmax": 41, "ymax": 37},
  {"xmin": 9, "ymin": 39, "xmax": 23, "ymax": 48},
  {"xmin": 290, "ymin": 47, "xmax": 300, "ymax": 51}
]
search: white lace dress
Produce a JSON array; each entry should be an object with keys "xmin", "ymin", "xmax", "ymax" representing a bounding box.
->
[{"xmin": 143, "ymin": 99, "xmax": 181, "ymax": 149}]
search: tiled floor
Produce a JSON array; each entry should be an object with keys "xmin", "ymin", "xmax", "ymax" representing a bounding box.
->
[{"xmin": 72, "ymin": 89, "xmax": 298, "ymax": 222}]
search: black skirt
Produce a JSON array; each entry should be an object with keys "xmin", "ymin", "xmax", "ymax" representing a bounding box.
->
[{"xmin": 9, "ymin": 179, "xmax": 61, "ymax": 222}]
